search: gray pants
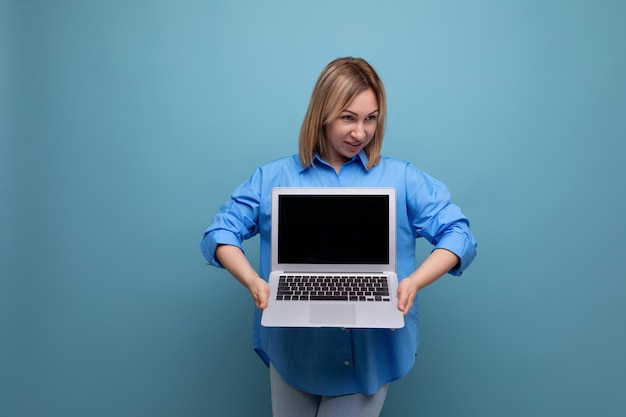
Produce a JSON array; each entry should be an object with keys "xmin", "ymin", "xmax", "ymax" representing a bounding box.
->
[{"xmin": 269, "ymin": 363, "xmax": 389, "ymax": 417}]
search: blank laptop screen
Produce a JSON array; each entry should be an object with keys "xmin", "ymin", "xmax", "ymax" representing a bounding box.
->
[{"xmin": 277, "ymin": 194, "xmax": 390, "ymax": 265}]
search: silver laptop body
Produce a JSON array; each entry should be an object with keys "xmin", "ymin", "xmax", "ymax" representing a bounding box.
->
[{"xmin": 261, "ymin": 187, "xmax": 405, "ymax": 329}]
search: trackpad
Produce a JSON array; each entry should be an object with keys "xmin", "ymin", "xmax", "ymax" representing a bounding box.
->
[{"xmin": 309, "ymin": 304, "xmax": 356, "ymax": 325}]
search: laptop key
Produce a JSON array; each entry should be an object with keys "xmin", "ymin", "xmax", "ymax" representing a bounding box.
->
[{"xmin": 310, "ymin": 295, "xmax": 349, "ymax": 301}]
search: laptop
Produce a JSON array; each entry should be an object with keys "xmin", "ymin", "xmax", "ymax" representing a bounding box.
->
[{"xmin": 261, "ymin": 187, "xmax": 405, "ymax": 329}]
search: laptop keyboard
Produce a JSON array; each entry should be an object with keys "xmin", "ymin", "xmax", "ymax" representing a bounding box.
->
[{"xmin": 276, "ymin": 275, "xmax": 391, "ymax": 302}]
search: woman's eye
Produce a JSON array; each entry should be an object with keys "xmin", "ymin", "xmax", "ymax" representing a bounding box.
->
[
  {"xmin": 341, "ymin": 115, "xmax": 353, "ymax": 121},
  {"xmin": 366, "ymin": 115, "xmax": 377, "ymax": 121}
]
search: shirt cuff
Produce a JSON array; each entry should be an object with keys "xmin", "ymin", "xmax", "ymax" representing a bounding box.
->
[
  {"xmin": 434, "ymin": 231, "xmax": 477, "ymax": 276},
  {"xmin": 200, "ymin": 229, "xmax": 244, "ymax": 268}
]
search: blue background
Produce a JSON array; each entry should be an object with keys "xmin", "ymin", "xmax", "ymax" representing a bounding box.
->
[{"xmin": 2, "ymin": 0, "xmax": 625, "ymax": 416}]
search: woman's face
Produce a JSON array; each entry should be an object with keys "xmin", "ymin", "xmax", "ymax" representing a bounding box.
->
[{"xmin": 323, "ymin": 88, "xmax": 378, "ymax": 171}]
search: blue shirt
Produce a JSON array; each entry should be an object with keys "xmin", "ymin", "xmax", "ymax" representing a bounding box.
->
[{"xmin": 200, "ymin": 151, "xmax": 477, "ymax": 396}]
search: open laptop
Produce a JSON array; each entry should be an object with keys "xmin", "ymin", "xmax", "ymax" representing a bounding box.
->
[{"xmin": 261, "ymin": 187, "xmax": 405, "ymax": 329}]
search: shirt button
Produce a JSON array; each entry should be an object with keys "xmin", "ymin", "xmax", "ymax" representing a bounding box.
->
[
  {"xmin": 344, "ymin": 360, "xmax": 350, "ymax": 366},
  {"xmin": 341, "ymin": 327, "xmax": 346, "ymax": 331}
]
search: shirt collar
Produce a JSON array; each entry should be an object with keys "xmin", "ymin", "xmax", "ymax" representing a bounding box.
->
[{"xmin": 302, "ymin": 151, "xmax": 370, "ymax": 172}]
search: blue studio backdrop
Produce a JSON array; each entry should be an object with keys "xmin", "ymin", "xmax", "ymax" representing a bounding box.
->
[{"xmin": 2, "ymin": 1, "xmax": 625, "ymax": 416}]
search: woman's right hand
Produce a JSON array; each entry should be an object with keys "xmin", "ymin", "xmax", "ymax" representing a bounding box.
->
[
  {"xmin": 215, "ymin": 244, "xmax": 270, "ymax": 310},
  {"xmin": 247, "ymin": 277, "xmax": 270, "ymax": 311}
]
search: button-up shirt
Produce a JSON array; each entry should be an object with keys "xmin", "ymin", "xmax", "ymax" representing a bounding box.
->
[{"xmin": 200, "ymin": 151, "xmax": 477, "ymax": 395}]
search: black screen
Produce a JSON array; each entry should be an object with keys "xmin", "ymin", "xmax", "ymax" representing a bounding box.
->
[{"xmin": 277, "ymin": 194, "xmax": 389, "ymax": 264}]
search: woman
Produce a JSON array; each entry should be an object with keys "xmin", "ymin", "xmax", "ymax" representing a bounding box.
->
[{"xmin": 200, "ymin": 57, "xmax": 477, "ymax": 417}]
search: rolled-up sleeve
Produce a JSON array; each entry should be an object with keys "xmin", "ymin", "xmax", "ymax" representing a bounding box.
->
[
  {"xmin": 405, "ymin": 163, "xmax": 477, "ymax": 276},
  {"xmin": 433, "ymin": 224, "xmax": 477, "ymax": 275},
  {"xmin": 200, "ymin": 170, "xmax": 262, "ymax": 267}
]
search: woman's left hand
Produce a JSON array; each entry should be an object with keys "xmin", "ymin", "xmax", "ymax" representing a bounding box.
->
[{"xmin": 397, "ymin": 277, "xmax": 419, "ymax": 316}]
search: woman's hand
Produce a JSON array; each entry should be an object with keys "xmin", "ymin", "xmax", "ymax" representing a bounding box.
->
[
  {"xmin": 397, "ymin": 277, "xmax": 419, "ymax": 316},
  {"xmin": 215, "ymin": 244, "xmax": 270, "ymax": 310},
  {"xmin": 247, "ymin": 276, "xmax": 270, "ymax": 311},
  {"xmin": 397, "ymin": 249, "xmax": 461, "ymax": 315}
]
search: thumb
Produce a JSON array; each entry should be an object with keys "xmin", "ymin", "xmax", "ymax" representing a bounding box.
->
[{"xmin": 397, "ymin": 281, "xmax": 416, "ymax": 315}]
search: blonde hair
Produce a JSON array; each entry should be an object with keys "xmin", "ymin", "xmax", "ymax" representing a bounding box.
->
[{"xmin": 299, "ymin": 57, "xmax": 387, "ymax": 170}]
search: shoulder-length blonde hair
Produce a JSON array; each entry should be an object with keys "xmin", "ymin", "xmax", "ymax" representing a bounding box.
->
[{"xmin": 299, "ymin": 57, "xmax": 387, "ymax": 170}]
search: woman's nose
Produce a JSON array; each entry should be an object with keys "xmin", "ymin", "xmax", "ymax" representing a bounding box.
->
[{"xmin": 352, "ymin": 123, "xmax": 366, "ymax": 140}]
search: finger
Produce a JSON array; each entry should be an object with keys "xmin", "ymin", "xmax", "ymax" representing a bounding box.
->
[
  {"xmin": 254, "ymin": 292, "xmax": 266, "ymax": 310},
  {"xmin": 402, "ymin": 291, "xmax": 414, "ymax": 315},
  {"xmin": 397, "ymin": 292, "xmax": 408, "ymax": 312},
  {"xmin": 397, "ymin": 284, "xmax": 409, "ymax": 310},
  {"xmin": 257, "ymin": 289, "xmax": 270, "ymax": 310}
]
